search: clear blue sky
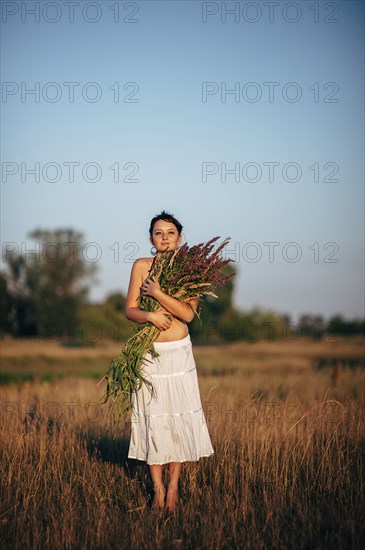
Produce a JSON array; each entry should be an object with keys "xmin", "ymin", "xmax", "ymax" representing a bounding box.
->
[{"xmin": 1, "ymin": 0, "xmax": 364, "ymax": 323}]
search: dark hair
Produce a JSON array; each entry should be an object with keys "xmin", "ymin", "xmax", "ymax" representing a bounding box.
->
[{"xmin": 149, "ymin": 210, "xmax": 183, "ymax": 237}]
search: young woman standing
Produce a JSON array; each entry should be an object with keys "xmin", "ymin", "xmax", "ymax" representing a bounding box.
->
[{"xmin": 125, "ymin": 210, "xmax": 214, "ymax": 512}]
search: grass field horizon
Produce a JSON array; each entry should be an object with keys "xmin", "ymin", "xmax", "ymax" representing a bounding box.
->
[{"xmin": 1, "ymin": 336, "xmax": 364, "ymax": 548}]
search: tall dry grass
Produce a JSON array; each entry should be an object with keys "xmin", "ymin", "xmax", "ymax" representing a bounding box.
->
[{"xmin": 0, "ymin": 337, "xmax": 364, "ymax": 549}]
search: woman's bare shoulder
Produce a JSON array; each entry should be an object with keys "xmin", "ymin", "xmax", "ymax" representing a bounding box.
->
[
  {"xmin": 132, "ymin": 257, "xmax": 154, "ymax": 274},
  {"xmin": 134, "ymin": 257, "xmax": 154, "ymax": 266}
]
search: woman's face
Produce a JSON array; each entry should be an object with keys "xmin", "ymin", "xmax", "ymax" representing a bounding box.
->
[{"xmin": 150, "ymin": 220, "xmax": 182, "ymax": 253}]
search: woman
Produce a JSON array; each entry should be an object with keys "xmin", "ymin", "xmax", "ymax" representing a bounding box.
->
[{"xmin": 125, "ymin": 210, "xmax": 214, "ymax": 512}]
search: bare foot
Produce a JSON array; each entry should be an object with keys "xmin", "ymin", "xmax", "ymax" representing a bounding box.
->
[
  {"xmin": 151, "ymin": 484, "xmax": 166, "ymax": 510},
  {"xmin": 165, "ymin": 484, "xmax": 179, "ymax": 512}
]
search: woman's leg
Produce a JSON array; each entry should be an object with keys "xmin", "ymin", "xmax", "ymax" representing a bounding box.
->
[
  {"xmin": 149, "ymin": 464, "xmax": 166, "ymax": 509},
  {"xmin": 166, "ymin": 462, "xmax": 182, "ymax": 511}
]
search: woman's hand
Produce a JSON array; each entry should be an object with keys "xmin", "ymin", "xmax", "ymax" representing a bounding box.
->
[
  {"xmin": 141, "ymin": 275, "xmax": 161, "ymax": 298},
  {"xmin": 149, "ymin": 310, "xmax": 173, "ymax": 331}
]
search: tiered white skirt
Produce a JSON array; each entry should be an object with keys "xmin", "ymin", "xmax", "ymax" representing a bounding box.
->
[{"xmin": 127, "ymin": 333, "xmax": 214, "ymax": 465}]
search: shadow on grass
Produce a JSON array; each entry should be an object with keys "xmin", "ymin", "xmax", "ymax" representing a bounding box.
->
[{"xmin": 82, "ymin": 430, "xmax": 156, "ymax": 510}]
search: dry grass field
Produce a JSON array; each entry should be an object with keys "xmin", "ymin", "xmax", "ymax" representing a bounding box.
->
[{"xmin": 1, "ymin": 335, "xmax": 364, "ymax": 549}]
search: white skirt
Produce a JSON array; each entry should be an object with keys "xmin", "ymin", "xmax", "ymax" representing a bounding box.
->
[{"xmin": 127, "ymin": 333, "xmax": 214, "ymax": 465}]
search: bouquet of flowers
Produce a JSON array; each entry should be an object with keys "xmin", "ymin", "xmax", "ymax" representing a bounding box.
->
[{"xmin": 98, "ymin": 236, "xmax": 235, "ymax": 420}]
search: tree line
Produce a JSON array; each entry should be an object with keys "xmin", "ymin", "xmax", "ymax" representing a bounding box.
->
[{"xmin": 1, "ymin": 228, "xmax": 363, "ymax": 345}]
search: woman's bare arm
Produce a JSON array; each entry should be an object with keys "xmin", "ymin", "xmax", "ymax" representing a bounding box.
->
[
  {"xmin": 125, "ymin": 260, "xmax": 177, "ymax": 331},
  {"xmin": 142, "ymin": 275, "xmax": 198, "ymax": 323},
  {"xmin": 125, "ymin": 260, "xmax": 153, "ymax": 323}
]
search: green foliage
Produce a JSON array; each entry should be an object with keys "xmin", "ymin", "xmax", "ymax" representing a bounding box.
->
[
  {"xmin": 188, "ymin": 262, "xmax": 287, "ymax": 343},
  {"xmin": 2, "ymin": 228, "xmax": 97, "ymax": 340},
  {"xmin": 75, "ymin": 293, "xmax": 135, "ymax": 345},
  {"xmin": 0, "ymin": 271, "xmax": 13, "ymax": 334},
  {"xmin": 327, "ymin": 314, "xmax": 365, "ymax": 335},
  {"xmin": 1, "ymin": 228, "xmax": 364, "ymax": 343}
]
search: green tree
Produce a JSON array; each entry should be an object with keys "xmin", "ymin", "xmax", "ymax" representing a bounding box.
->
[
  {"xmin": 327, "ymin": 314, "xmax": 365, "ymax": 335},
  {"xmin": 3, "ymin": 228, "xmax": 98, "ymax": 340},
  {"xmin": 0, "ymin": 271, "xmax": 13, "ymax": 334},
  {"xmin": 77, "ymin": 292, "xmax": 134, "ymax": 344}
]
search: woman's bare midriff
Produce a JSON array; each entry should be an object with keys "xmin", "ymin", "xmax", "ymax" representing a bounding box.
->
[{"xmin": 140, "ymin": 258, "xmax": 189, "ymax": 343}]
